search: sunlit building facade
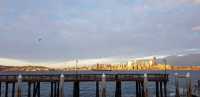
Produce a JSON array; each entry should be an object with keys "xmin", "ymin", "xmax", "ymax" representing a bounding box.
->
[{"xmin": 128, "ymin": 57, "xmax": 157, "ymax": 70}]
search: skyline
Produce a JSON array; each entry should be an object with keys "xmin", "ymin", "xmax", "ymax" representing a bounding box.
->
[
  {"xmin": 1, "ymin": 52, "xmax": 200, "ymax": 68},
  {"xmin": 1, "ymin": 0, "xmax": 200, "ymax": 64}
]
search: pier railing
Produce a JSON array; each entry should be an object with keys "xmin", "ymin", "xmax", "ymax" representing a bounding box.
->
[{"xmin": 0, "ymin": 73, "xmax": 168, "ymax": 81}]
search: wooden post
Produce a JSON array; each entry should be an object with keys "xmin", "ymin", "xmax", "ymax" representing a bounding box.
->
[
  {"xmin": 164, "ymin": 81, "xmax": 167, "ymax": 97},
  {"xmin": 115, "ymin": 75, "xmax": 121, "ymax": 97},
  {"xmin": 0, "ymin": 82, "xmax": 1, "ymax": 97},
  {"xmin": 28, "ymin": 82, "xmax": 31, "ymax": 97},
  {"xmin": 33, "ymin": 82, "xmax": 36, "ymax": 97},
  {"xmin": 141, "ymin": 81, "xmax": 144, "ymax": 97},
  {"xmin": 198, "ymin": 80, "xmax": 200, "ymax": 97},
  {"xmin": 138, "ymin": 81, "xmax": 141, "ymax": 97},
  {"xmin": 54, "ymin": 82, "xmax": 57, "ymax": 97},
  {"xmin": 144, "ymin": 73, "xmax": 148, "ymax": 97},
  {"xmin": 156, "ymin": 81, "xmax": 159, "ymax": 97},
  {"xmin": 186, "ymin": 72, "xmax": 192, "ymax": 97},
  {"xmin": 57, "ymin": 82, "xmax": 60, "ymax": 97},
  {"xmin": 37, "ymin": 82, "xmax": 40, "ymax": 97},
  {"xmin": 12, "ymin": 82, "xmax": 15, "ymax": 97},
  {"xmin": 73, "ymin": 80, "xmax": 80, "ymax": 97},
  {"xmin": 50, "ymin": 81, "xmax": 54, "ymax": 97},
  {"xmin": 175, "ymin": 73, "xmax": 180, "ymax": 97},
  {"xmin": 16, "ymin": 74, "xmax": 22, "ymax": 97},
  {"xmin": 160, "ymin": 81, "xmax": 163, "ymax": 97},
  {"xmin": 59, "ymin": 74, "xmax": 64, "ymax": 97},
  {"xmin": 136, "ymin": 81, "xmax": 139, "ymax": 97},
  {"xmin": 5, "ymin": 82, "xmax": 8, "ymax": 97},
  {"xmin": 33, "ymin": 82, "xmax": 40, "ymax": 97},
  {"xmin": 101, "ymin": 73, "xmax": 106, "ymax": 97},
  {"xmin": 96, "ymin": 81, "xmax": 99, "ymax": 97}
]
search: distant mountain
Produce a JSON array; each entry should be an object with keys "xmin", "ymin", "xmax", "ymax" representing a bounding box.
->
[{"xmin": 158, "ymin": 53, "xmax": 200, "ymax": 66}]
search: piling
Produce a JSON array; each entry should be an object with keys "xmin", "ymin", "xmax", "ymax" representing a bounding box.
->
[
  {"xmin": 101, "ymin": 73, "xmax": 106, "ymax": 97},
  {"xmin": 144, "ymin": 73, "xmax": 148, "ymax": 97},
  {"xmin": 59, "ymin": 74, "xmax": 64, "ymax": 97},
  {"xmin": 136, "ymin": 81, "xmax": 139, "ymax": 97},
  {"xmin": 138, "ymin": 81, "xmax": 141, "ymax": 97},
  {"xmin": 198, "ymin": 80, "xmax": 200, "ymax": 96},
  {"xmin": 56, "ymin": 82, "xmax": 59, "ymax": 97},
  {"xmin": 50, "ymin": 82, "xmax": 53, "ymax": 97},
  {"xmin": 37, "ymin": 82, "xmax": 40, "ymax": 97},
  {"xmin": 156, "ymin": 81, "xmax": 159, "ymax": 97},
  {"xmin": 175, "ymin": 73, "xmax": 180, "ymax": 97},
  {"xmin": 33, "ymin": 82, "xmax": 36, "ymax": 97},
  {"xmin": 28, "ymin": 82, "xmax": 31, "ymax": 97},
  {"xmin": 5, "ymin": 82, "xmax": 8, "ymax": 97},
  {"xmin": 16, "ymin": 74, "xmax": 22, "ymax": 97},
  {"xmin": 0, "ymin": 82, "xmax": 1, "ymax": 96},
  {"xmin": 54, "ymin": 82, "xmax": 57, "ymax": 97},
  {"xmin": 186, "ymin": 72, "xmax": 192, "ymax": 97},
  {"xmin": 12, "ymin": 82, "xmax": 15, "ymax": 97},
  {"xmin": 164, "ymin": 81, "xmax": 167, "ymax": 97},
  {"xmin": 73, "ymin": 80, "xmax": 80, "ymax": 97},
  {"xmin": 160, "ymin": 81, "xmax": 163, "ymax": 97},
  {"xmin": 96, "ymin": 81, "xmax": 99, "ymax": 97},
  {"xmin": 115, "ymin": 75, "xmax": 122, "ymax": 97},
  {"xmin": 141, "ymin": 81, "xmax": 145, "ymax": 97}
]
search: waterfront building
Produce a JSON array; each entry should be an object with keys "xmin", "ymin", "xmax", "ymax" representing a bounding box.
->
[{"xmin": 128, "ymin": 57, "xmax": 157, "ymax": 70}]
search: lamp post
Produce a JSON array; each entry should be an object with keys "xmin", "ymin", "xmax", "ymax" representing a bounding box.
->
[
  {"xmin": 163, "ymin": 59, "xmax": 167, "ymax": 74},
  {"xmin": 75, "ymin": 59, "xmax": 78, "ymax": 75}
]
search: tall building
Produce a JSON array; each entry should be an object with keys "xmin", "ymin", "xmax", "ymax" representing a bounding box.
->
[{"xmin": 128, "ymin": 57, "xmax": 157, "ymax": 70}]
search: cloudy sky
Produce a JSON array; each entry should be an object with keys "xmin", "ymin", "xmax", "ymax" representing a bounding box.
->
[{"xmin": 0, "ymin": 0, "xmax": 200, "ymax": 65}]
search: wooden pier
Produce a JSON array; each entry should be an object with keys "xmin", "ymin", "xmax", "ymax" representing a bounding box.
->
[{"xmin": 0, "ymin": 73, "xmax": 168, "ymax": 97}]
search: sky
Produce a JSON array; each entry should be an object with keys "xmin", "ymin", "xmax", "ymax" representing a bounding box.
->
[{"xmin": 0, "ymin": 0, "xmax": 200, "ymax": 65}]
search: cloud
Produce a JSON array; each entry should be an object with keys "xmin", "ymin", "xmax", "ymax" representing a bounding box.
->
[
  {"xmin": 0, "ymin": 0, "xmax": 200, "ymax": 63},
  {"xmin": 191, "ymin": 0, "xmax": 200, "ymax": 4},
  {"xmin": 192, "ymin": 25, "xmax": 200, "ymax": 32}
]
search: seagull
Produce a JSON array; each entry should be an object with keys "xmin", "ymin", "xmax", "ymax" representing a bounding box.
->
[{"xmin": 37, "ymin": 37, "xmax": 42, "ymax": 42}]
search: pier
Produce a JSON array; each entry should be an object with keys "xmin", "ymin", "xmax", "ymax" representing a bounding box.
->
[{"xmin": 0, "ymin": 73, "xmax": 168, "ymax": 97}]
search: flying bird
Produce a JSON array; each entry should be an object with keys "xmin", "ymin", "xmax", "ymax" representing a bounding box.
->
[{"xmin": 38, "ymin": 38, "xmax": 42, "ymax": 42}]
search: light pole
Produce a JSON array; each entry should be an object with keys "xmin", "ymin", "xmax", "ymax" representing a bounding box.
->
[
  {"xmin": 163, "ymin": 59, "xmax": 167, "ymax": 74},
  {"xmin": 75, "ymin": 59, "xmax": 78, "ymax": 75}
]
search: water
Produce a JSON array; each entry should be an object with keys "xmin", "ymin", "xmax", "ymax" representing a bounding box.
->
[{"xmin": 0, "ymin": 71, "xmax": 199, "ymax": 97}]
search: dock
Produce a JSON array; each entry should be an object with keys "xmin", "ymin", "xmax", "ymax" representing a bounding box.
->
[{"xmin": 0, "ymin": 73, "xmax": 169, "ymax": 97}]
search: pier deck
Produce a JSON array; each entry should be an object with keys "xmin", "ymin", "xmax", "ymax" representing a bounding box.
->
[{"xmin": 0, "ymin": 73, "xmax": 169, "ymax": 97}]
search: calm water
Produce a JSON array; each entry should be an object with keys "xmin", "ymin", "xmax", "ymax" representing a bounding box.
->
[{"xmin": 0, "ymin": 71, "xmax": 199, "ymax": 97}]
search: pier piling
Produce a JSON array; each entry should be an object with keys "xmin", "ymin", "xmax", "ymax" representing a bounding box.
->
[
  {"xmin": 143, "ymin": 73, "xmax": 148, "ymax": 97},
  {"xmin": 5, "ymin": 82, "xmax": 8, "ymax": 97},
  {"xmin": 12, "ymin": 82, "xmax": 15, "ymax": 97},
  {"xmin": 28, "ymin": 82, "xmax": 31, "ymax": 97},
  {"xmin": 101, "ymin": 73, "xmax": 106, "ymax": 97},
  {"xmin": 59, "ymin": 74, "xmax": 64, "ymax": 97},
  {"xmin": 136, "ymin": 81, "xmax": 139, "ymax": 97},
  {"xmin": 0, "ymin": 82, "xmax": 1, "ymax": 97},
  {"xmin": 16, "ymin": 74, "xmax": 22, "ymax": 97},
  {"xmin": 156, "ymin": 81, "xmax": 159, "ymax": 97},
  {"xmin": 53, "ymin": 82, "xmax": 57, "ymax": 97},
  {"xmin": 186, "ymin": 72, "xmax": 192, "ymax": 97},
  {"xmin": 175, "ymin": 73, "xmax": 180, "ymax": 97},
  {"xmin": 73, "ymin": 80, "xmax": 80, "ymax": 97},
  {"xmin": 115, "ymin": 75, "xmax": 122, "ymax": 97},
  {"xmin": 164, "ymin": 81, "xmax": 167, "ymax": 97},
  {"xmin": 160, "ymin": 81, "xmax": 163, "ymax": 97},
  {"xmin": 96, "ymin": 81, "xmax": 99, "ymax": 97}
]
